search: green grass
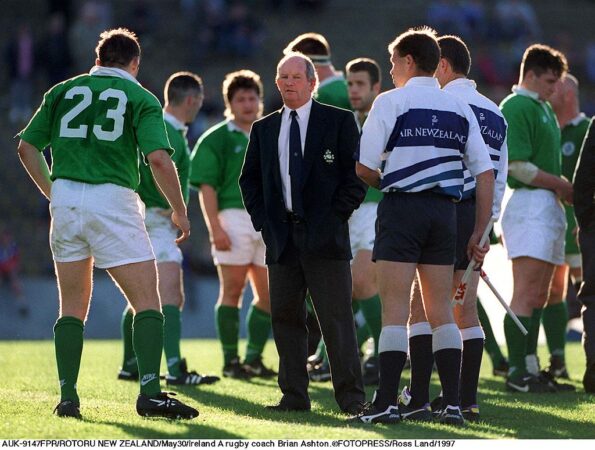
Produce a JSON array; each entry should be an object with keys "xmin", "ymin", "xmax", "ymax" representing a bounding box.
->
[{"xmin": 0, "ymin": 340, "xmax": 593, "ymax": 439}]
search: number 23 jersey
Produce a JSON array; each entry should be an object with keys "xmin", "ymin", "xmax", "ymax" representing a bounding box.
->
[{"xmin": 19, "ymin": 66, "xmax": 173, "ymax": 191}]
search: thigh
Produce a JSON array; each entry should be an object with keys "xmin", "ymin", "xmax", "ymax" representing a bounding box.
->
[
  {"xmin": 352, "ymin": 249, "xmax": 376, "ymax": 299},
  {"xmin": 417, "ymin": 263, "xmax": 455, "ymax": 328},
  {"xmin": 453, "ymin": 198, "xmax": 476, "ymax": 271},
  {"xmin": 511, "ymin": 256, "xmax": 555, "ymax": 313},
  {"xmin": 107, "ymin": 260, "xmax": 160, "ymax": 313},
  {"xmin": 55, "ymin": 258, "xmax": 93, "ymax": 321}
]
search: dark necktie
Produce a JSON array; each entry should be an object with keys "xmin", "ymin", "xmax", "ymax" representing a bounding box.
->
[{"xmin": 289, "ymin": 110, "xmax": 304, "ymax": 216}]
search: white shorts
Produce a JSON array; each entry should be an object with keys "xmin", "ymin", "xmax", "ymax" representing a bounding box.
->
[
  {"xmin": 349, "ymin": 202, "xmax": 378, "ymax": 255},
  {"xmin": 212, "ymin": 209, "xmax": 265, "ymax": 267},
  {"xmin": 145, "ymin": 207, "xmax": 183, "ymax": 264},
  {"xmin": 49, "ymin": 179, "xmax": 154, "ymax": 269},
  {"xmin": 501, "ymin": 188, "xmax": 566, "ymax": 265}
]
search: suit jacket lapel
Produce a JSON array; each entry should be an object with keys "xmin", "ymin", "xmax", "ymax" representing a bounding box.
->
[
  {"xmin": 264, "ymin": 109, "xmax": 283, "ymax": 193},
  {"xmin": 302, "ymin": 100, "xmax": 325, "ymax": 188}
]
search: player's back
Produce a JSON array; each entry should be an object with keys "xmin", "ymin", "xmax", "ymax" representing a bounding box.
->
[{"xmin": 31, "ymin": 67, "xmax": 169, "ymax": 190}]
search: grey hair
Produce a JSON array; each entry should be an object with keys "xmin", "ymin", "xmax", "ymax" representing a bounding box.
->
[{"xmin": 276, "ymin": 51, "xmax": 319, "ymax": 91}]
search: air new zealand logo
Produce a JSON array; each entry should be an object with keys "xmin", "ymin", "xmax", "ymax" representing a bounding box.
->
[
  {"xmin": 479, "ymin": 126, "xmax": 504, "ymax": 143},
  {"xmin": 399, "ymin": 127, "xmax": 467, "ymax": 144}
]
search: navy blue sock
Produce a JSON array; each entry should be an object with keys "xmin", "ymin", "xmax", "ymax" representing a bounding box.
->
[{"xmin": 375, "ymin": 351, "xmax": 407, "ymax": 410}]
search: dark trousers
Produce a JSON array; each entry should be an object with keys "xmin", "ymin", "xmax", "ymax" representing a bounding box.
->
[
  {"xmin": 267, "ymin": 222, "xmax": 365, "ymax": 410},
  {"xmin": 579, "ymin": 228, "xmax": 595, "ymax": 363}
]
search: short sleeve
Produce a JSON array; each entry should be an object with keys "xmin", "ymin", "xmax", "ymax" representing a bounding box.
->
[
  {"xmin": 134, "ymin": 91, "xmax": 173, "ymax": 158},
  {"xmin": 189, "ymin": 133, "xmax": 223, "ymax": 189},
  {"xmin": 463, "ymin": 107, "xmax": 494, "ymax": 177},
  {"xmin": 501, "ymin": 100, "xmax": 533, "ymax": 162},
  {"xmin": 358, "ymin": 95, "xmax": 391, "ymax": 170},
  {"xmin": 18, "ymin": 90, "xmax": 53, "ymax": 151}
]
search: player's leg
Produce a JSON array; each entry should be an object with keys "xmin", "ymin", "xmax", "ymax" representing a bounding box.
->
[
  {"xmin": 542, "ymin": 264, "xmax": 570, "ymax": 378},
  {"xmin": 53, "ymin": 258, "xmax": 93, "ymax": 417},
  {"xmin": 158, "ymin": 261, "xmax": 185, "ymax": 376},
  {"xmin": 404, "ymin": 276, "xmax": 434, "ymax": 418},
  {"xmin": 453, "ymin": 270, "xmax": 482, "ymax": 422},
  {"xmin": 243, "ymin": 263, "xmax": 276, "ymax": 376},
  {"xmin": 505, "ymin": 256, "xmax": 556, "ymax": 392},
  {"xmin": 118, "ymin": 304, "xmax": 137, "ymax": 380},
  {"xmin": 352, "ymin": 248, "xmax": 382, "ymax": 385},
  {"xmin": 216, "ymin": 264, "xmax": 249, "ymax": 377},
  {"xmin": 477, "ymin": 297, "xmax": 508, "ymax": 376},
  {"xmin": 418, "ymin": 263, "xmax": 463, "ymax": 423}
]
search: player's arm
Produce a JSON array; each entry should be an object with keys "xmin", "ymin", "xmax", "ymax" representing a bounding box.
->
[
  {"xmin": 463, "ymin": 112, "xmax": 495, "ymax": 264},
  {"xmin": 17, "ymin": 140, "xmax": 52, "ymax": 200},
  {"xmin": 356, "ymin": 95, "xmax": 387, "ymax": 190},
  {"xmin": 147, "ymin": 149, "xmax": 190, "ymax": 243},
  {"xmin": 198, "ymin": 185, "xmax": 231, "ymax": 251},
  {"xmin": 355, "ymin": 162, "xmax": 381, "ymax": 189},
  {"xmin": 508, "ymin": 161, "xmax": 573, "ymax": 204}
]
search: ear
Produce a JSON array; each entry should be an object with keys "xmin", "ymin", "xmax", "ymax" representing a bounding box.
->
[{"xmin": 95, "ymin": 58, "xmax": 101, "ymax": 66}]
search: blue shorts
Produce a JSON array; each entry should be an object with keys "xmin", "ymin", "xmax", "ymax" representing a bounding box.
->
[{"xmin": 373, "ymin": 191, "xmax": 456, "ymax": 265}]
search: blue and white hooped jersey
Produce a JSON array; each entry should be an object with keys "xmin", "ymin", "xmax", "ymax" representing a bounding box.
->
[
  {"xmin": 443, "ymin": 78, "xmax": 508, "ymax": 219},
  {"xmin": 359, "ymin": 77, "xmax": 493, "ymax": 200}
]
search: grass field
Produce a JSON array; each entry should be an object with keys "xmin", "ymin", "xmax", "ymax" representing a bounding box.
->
[{"xmin": 0, "ymin": 340, "xmax": 593, "ymax": 439}]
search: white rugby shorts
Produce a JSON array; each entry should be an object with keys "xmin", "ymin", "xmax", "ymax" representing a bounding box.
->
[
  {"xmin": 145, "ymin": 207, "xmax": 183, "ymax": 264},
  {"xmin": 212, "ymin": 208, "xmax": 265, "ymax": 267},
  {"xmin": 349, "ymin": 202, "xmax": 378, "ymax": 255},
  {"xmin": 49, "ymin": 179, "xmax": 154, "ymax": 269},
  {"xmin": 501, "ymin": 188, "xmax": 566, "ymax": 265}
]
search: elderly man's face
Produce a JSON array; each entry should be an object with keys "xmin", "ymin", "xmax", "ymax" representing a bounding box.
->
[{"xmin": 276, "ymin": 57, "xmax": 315, "ymax": 109}]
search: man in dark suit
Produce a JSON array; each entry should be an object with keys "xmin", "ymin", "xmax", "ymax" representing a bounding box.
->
[
  {"xmin": 574, "ymin": 118, "xmax": 595, "ymax": 393},
  {"xmin": 239, "ymin": 52, "xmax": 366, "ymax": 414}
]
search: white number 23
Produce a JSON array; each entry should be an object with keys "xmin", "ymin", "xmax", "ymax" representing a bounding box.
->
[{"xmin": 59, "ymin": 86, "xmax": 127, "ymax": 142}]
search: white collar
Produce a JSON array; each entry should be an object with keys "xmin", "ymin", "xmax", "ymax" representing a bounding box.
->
[
  {"xmin": 163, "ymin": 111, "xmax": 187, "ymax": 132},
  {"xmin": 404, "ymin": 76, "xmax": 440, "ymax": 88},
  {"xmin": 226, "ymin": 120, "xmax": 250, "ymax": 137},
  {"xmin": 443, "ymin": 78, "xmax": 477, "ymax": 91},
  {"xmin": 568, "ymin": 112, "xmax": 588, "ymax": 127},
  {"xmin": 512, "ymin": 85, "xmax": 540, "ymax": 101},
  {"xmin": 282, "ymin": 98, "xmax": 313, "ymax": 119},
  {"xmin": 89, "ymin": 66, "xmax": 139, "ymax": 85}
]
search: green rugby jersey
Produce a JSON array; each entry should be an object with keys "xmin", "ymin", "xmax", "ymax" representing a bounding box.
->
[
  {"xmin": 138, "ymin": 112, "xmax": 190, "ymax": 209},
  {"xmin": 189, "ymin": 120, "xmax": 248, "ymax": 211},
  {"xmin": 561, "ymin": 114, "xmax": 591, "ymax": 254},
  {"xmin": 19, "ymin": 66, "xmax": 172, "ymax": 190},
  {"xmin": 354, "ymin": 111, "xmax": 382, "ymax": 204},
  {"xmin": 314, "ymin": 75, "xmax": 352, "ymax": 110},
  {"xmin": 500, "ymin": 87, "xmax": 561, "ymax": 190}
]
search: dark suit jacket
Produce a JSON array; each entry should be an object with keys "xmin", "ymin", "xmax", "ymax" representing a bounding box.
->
[
  {"xmin": 239, "ymin": 100, "xmax": 366, "ymax": 264},
  {"xmin": 574, "ymin": 118, "xmax": 595, "ymax": 231}
]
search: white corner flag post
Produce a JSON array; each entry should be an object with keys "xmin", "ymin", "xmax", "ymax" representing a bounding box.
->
[
  {"xmin": 480, "ymin": 269, "xmax": 529, "ymax": 335},
  {"xmin": 451, "ymin": 216, "xmax": 496, "ymax": 308}
]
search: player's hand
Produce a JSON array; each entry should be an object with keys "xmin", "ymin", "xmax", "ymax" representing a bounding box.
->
[
  {"xmin": 171, "ymin": 211, "xmax": 191, "ymax": 243},
  {"xmin": 467, "ymin": 231, "xmax": 490, "ymax": 267},
  {"xmin": 211, "ymin": 227, "xmax": 232, "ymax": 251},
  {"xmin": 555, "ymin": 179, "xmax": 573, "ymax": 204}
]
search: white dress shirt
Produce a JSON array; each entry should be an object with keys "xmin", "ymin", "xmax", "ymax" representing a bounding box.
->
[{"xmin": 277, "ymin": 98, "xmax": 312, "ymax": 211}]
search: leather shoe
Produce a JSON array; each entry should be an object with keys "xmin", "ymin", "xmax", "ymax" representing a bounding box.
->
[
  {"xmin": 343, "ymin": 400, "xmax": 366, "ymax": 415},
  {"xmin": 266, "ymin": 400, "xmax": 311, "ymax": 412}
]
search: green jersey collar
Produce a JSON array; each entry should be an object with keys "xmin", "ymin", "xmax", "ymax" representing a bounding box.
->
[
  {"xmin": 512, "ymin": 85, "xmax": 540, "ymax": 101},
  {"xmin": 89, "ymin": 66, "xmax": 139, "ymax": 85},
  {"xmin": 164, "ymin": 111, "xmax": 187, "ymax": 132}
]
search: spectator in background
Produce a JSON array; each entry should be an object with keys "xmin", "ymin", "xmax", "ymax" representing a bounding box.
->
[
  {"xmin": 69, "ymin": 1, "xmax": 112, "ymax": 73},
  {"xmin": 216, "ymin": 1, "xmax": 264, "ymax": 58},
  {"xmin": 0, "ymin": 228, "xmax": 27, "ymax": 316},
  {"xmin": 5, "ymin": 23, "xmax": 35, "ymax": 125},
  {"xmin": 41, "ymin": 12, "xmax": 72, "ymax": 87},
  {"xmin": 494, "ymin": 0, "xmax": 540, "ymax": 42},
  {"xmin": 427, "ymin": 0, "xmax": 469, "ymax": 39}
]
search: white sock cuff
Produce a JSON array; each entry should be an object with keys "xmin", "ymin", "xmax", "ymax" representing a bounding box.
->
[
  {"xmin": 460, "ymin": 326, "xmax": 485, "ymax": 341},
  {"xmin": 432, "ymin": 323, "xmax": 463, "ymax": 352},
  {"xmin": 379, "ymin": 325, "xmax": 408, "ymax": 353},
  {"xmin": 408, "ymin": 321, "xmax": 432, "ymax": 338}
]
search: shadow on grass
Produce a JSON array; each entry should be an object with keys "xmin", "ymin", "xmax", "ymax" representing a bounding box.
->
[{"xmin": 90, "ymin": 417, "xmax": 243, "ymax": 439}]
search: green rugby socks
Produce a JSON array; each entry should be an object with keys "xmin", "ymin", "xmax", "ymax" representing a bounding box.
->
[
  {"xmin": 245, "ymin": 304, "xmax": 271, "ymax": 364},
  {"xmin": 526, "ymin": 308, "xmax": 543, "ymax": 357},
  {"xmin": 542, "ymin": 302, "xmax": 568, "ymax": 360},
  {"xmin": 357, "ymin": 294, "xmax": 382, "ymax": 356},
  {"xmin": 477, "ymin": 298, "xmax": 507, "ymax": 365},
  {"xmin": 54, "ymin": 316, "xmax": 84, "ymax": 405},
  {"xmin": 120, "ymin": 308, "xmax": 137, "ymax": 374},
  {"xmin": 215, "ymin": 304, "xmax": 240, "ymax": 365},
  {"xmin": 162, "ymin": 305, "xmax": 182, "ymax": 376},
  {"xmin": 504, "ymin": 315, "xmax": 532, "ymax": 380},
  {"xmin": 133, "ymin": 309, "xmax": 163, "ymax": 396}
]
